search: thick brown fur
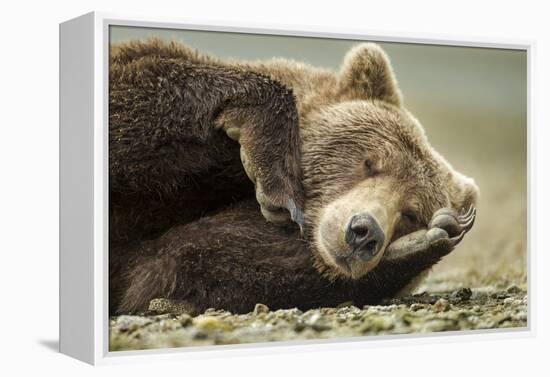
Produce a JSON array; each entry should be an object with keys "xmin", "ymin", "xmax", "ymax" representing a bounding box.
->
[
  {"xmin": 109, "ymin": 39, "xmax": 478, "ymax": 314},
  {"xmin": 110, "ymin": 200, "xmax": 463, "ymax": 314},
  {"xmin": 109, "ymin": 40, "xmax": 302, "ymax": 244}
]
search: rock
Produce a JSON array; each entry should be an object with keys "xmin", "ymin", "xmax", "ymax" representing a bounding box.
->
[
  {"xmin": 253, "ymin": 303, "xmax": 270, "ymax": 315},
  {"xmin": 506, "ymin": 285, "xmax": 522, "ymax": 294},
  {"xmin": 451, "ymin": 288, "xmax": 472, "ymax": 302},
  {"xmin": 401, "ymin": 312, "xmax": 419, "ymax": 325},
  {"xmin": 335, "ymin": 315, "xmax": 347, "ymax": 324},
  {"xmin": 358, "ymin": 322, "xmax": 373, "ymax": 333},
  {"xmin": 491, "ymin": 292, "xmax": 510, "ymax": 300},
  {"xmin": 177, "ymin": 313, "xmax": 193, "ymax": 327},
  {"xmin": 191, "ymin": 328, "xmax": 209, "ymax": 340},
  {"xmin": 410, "ymin": 303, "xmax": 426, "ymax": 311},
  {"xmin": 320, "ymin": 307, "xmax": 337, "ymax": 315},
  {"xmin": 422, "ymin": 318, "xmax": 459, "ymax": 332},
  {"xmin": 194, "ymin": 316, "xmax": 231, "ymax": 331},
  {"xmin": 503, "ymin": 297, "xmax": 515, "ymax": 305},
  {"xmin": 494, "ymin": 314, "xmax": 512, "ymax": 326},
  {"xmin": 276, "ymin": 308, "xmax": 303, "ymax": 316},
  {"xmin": 378, "ymin": 304, "xmax": 398, "ymax": 312},
  {"xmin": 369, "ymin": 316, "xmax": 394, "ymax": 331},
  {"xmin": 114, "ymin": 315, "xmax": 153, "ymax": 332},
  {"xmin": 446, "ymin": 310, "xmax": 466, "ymax": 322},
  {"xmin": 304, "ymin": 312, "xmax": 331, "ymax": 332},
  {"xmin": 412, "ymin": 292, "xmax": 440, "ymax": 304},
  {"xmin": 336, "ymin": 301, "xmax": 355, "ymax": 309},
  {"xmin": 512, "ymin": 311, "xmax": 527, "ymax": 322},
  {"xmin": 148, "ymin": 298, "xmax": 197, "ymax": 315},
  {"xmin": 152, "ymin": 313, "xmax": 174, "ymax": 321},
  {"xmin": 294, "ymin": 320, "xmax": 307, "ymax": 332},
  {"xmin": 433, "ymin": 298, "xmax": 451, "ymax": 312}
]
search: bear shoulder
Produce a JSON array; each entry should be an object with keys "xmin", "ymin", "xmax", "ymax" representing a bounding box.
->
[{"xmin": 110, "ymin": 38, "xmax": 221, "ymax": 67}]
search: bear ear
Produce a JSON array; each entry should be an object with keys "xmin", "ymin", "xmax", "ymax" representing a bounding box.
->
[
  {"xmin": 448, "ymin": 172, "xmax": 480, "ymax": 212},
  {"xmin": 338, "ymin": 43, "xmax": 402, "ymax": 106}
]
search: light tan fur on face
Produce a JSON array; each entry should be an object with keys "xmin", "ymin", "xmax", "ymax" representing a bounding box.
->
[
  {"xmin": 300, "ymin": 100, "xmax": 478, "ymax": 280},
  {"xmin": 316, "ymin": 176, "xmax": 403, "ymax": 278}
]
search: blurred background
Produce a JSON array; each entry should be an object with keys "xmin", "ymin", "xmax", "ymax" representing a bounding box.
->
[{"xmin": 110, "ymin": 26, "xmax": 527, "ymax": 292}]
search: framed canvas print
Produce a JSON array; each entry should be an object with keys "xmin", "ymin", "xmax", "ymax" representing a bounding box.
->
[{"xmin": 59, "ymin": 12, "xmax": 532, "ymax": 365}]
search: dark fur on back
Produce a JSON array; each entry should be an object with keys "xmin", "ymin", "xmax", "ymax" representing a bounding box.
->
[{"xmin": 109, "ymin": 42, "xmax": 302, "ymax": 244}]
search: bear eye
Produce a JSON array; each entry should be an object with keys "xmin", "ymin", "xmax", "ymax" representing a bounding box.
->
[
  {"xmin": 363, "ymin": 159, "xmax": 378, "ymax": 177},
  {"xmin": 402, "ymin": 210, "xmax": 419, "ymax": 225}
]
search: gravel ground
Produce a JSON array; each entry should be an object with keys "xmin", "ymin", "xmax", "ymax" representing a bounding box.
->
[{"xmin": 109, "ymin": 283, "xmax": 526, "ymax": 351}]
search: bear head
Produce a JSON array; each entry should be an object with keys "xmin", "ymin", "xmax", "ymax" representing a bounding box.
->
[{"xmin": 300, "ymin": 44, "xmax": 479, "ymax": 280}]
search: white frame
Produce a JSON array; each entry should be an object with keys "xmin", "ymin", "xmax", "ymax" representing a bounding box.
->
[{"xmin": 59, "ymin": 11, "xmax": 535, "ymax": 365}]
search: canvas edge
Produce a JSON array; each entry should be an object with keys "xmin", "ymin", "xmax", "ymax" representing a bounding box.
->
[{"xmin": 59, "ymin": 11, "xmax": 96, "ymax": 365}]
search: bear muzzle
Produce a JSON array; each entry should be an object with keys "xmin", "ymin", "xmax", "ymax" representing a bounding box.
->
[{"xmin": 344, "ymin": 212, "xmax": 385, "ymax": 261}]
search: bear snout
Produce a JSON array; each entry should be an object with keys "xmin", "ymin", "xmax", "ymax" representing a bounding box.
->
[{"xmin": 344, "ymin": 213, "xmax": 385, "ymax": 261}]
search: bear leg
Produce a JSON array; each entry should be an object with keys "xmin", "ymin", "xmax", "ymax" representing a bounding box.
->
[{"xmin": 111, "ymin": 201, "xmax": 476, "ymax": 314}]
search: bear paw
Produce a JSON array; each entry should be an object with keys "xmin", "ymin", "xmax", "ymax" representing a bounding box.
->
[
  {"xmin": 426, "ymin": 205, "xmax": 476, "ymax": 249},
  {"xmin": 385, "ymin": 205, "xmax": 476, "ymax": 263},
  {"xmin": 216, "ymin": 113, "xmax": 304, "ymax": 231},
  {"xmin": 241, "ymin": 147, "xmax": 304, "ymax": 231}
]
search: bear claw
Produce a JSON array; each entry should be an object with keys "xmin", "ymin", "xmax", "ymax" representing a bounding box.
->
[
  {"xmin": 428, "ymin": 205, "xmax": 476, "ymax": 238},
  {"xmin": 255, "ymin": 185, "xmax": 304, "ymax": 231},
  {"xmin": 426, "ymin": 205, "xmax": 475, "ymax": 250},
  {"xmin": 287, "ymin": 198, "xmax": 305, "ymax": 232}
]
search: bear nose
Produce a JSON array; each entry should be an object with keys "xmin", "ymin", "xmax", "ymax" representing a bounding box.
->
[{"xmin": 345, "ymin": 213, "xmax": 385, "ymax": 260}]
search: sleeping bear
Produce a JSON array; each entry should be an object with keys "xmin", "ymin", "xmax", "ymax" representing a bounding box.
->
[{"xmin": 109, "ymin": 39, "xmax": 478, "ymax": 314}]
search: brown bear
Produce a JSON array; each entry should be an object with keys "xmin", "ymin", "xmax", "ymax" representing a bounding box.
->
[{"xmin": 108, "ymin": 39, "xmax": 478, "ymax": 314}]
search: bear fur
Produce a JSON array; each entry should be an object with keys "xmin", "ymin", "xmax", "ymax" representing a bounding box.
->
[{"xmin": 109, "ymin": 39, "xmax": 478, "ymax": 314}]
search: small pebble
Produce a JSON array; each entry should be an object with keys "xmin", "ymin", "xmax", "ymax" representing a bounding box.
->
[
  {"xmin": 177, "ymin": 313, "xmax": 193, "ymax": 327},
  {"xmin": 191, "ymin": 328, "xmax": 209, "ymax": 340},
  {"xmin": 306, "ymin": 313, "xmax": 331, "ymax": 332},
  {"xmin": 320, "ymin": 307, "xmax": 337, "ymax": 315},
  {"xmin": 433, "ymin": 298, "xmax": 451, "ymax": 312},
  {"xmin": 336, "ymin": 301, "xmax": 355, "ymax": 309},
  {"xmin": 369, "ymin": 316, "xmax": 394, "ymax": 331},
  {"xmin": 451, "ymin": 288, "xmax": 472, "ymax": 302},
  {"xmin": 506, "ymin": 285, "xmax": 522, "ymax": 294},
  {"xmin": 194, "ymin": 316, "xmax": 229, "ymax": 330},
  {"xmin": 491, "ymin": 292, "xmax": 510, "ymax": 300},
  {"xmin": 410, "ymin": 303, "xmax": 426, "ymax": 311},
  {"xmin": 148, "ymin": 298, "xmax": 195, "ymax": 315},
  {"xmin": 253, "ymin": 303, "xmax": 270, "ymax": 315}
]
